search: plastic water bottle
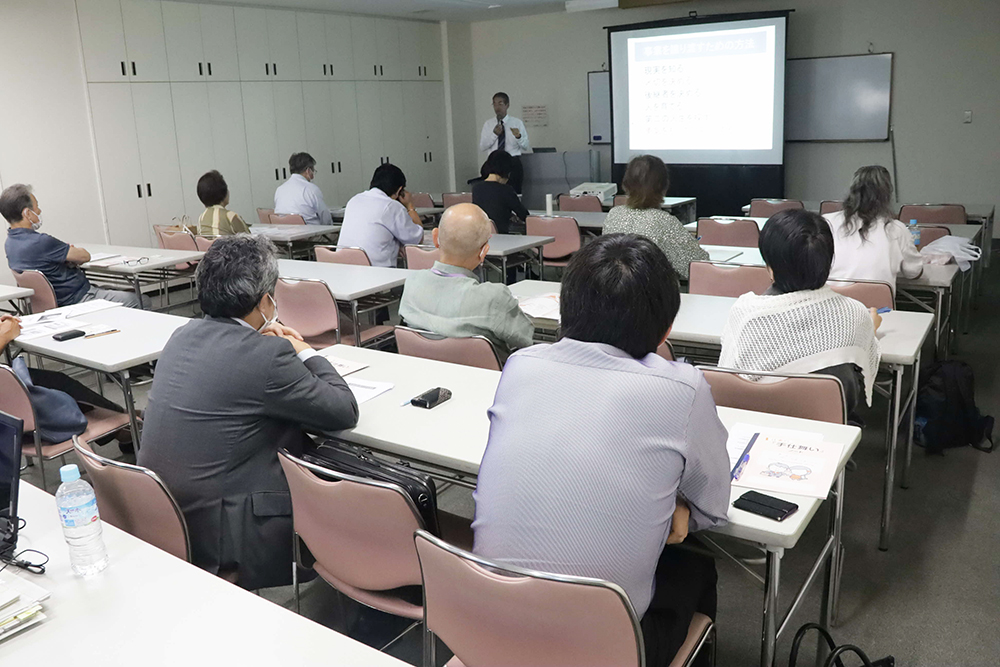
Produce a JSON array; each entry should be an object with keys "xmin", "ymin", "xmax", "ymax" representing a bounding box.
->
[
  {"xmin": 55, "ymin": 464, "xmax": 108, "ymax": 577},
  {"xmin": 909, "ymin": 219, "xmax": 921, "ymax": 246}
]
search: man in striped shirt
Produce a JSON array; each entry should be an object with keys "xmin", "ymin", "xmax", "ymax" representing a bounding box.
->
[
  {"xmin": 197, "ymin": 170, "xmax": 250, "ymax": 237},
  {"xmin": 473, "ymin": 234, "xmax": 730, "ymax": 667}
]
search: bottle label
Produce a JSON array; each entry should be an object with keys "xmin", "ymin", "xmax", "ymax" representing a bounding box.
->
[{"xmin": 59, "ymin": 497, "xmax": 100, "ymax": 528}]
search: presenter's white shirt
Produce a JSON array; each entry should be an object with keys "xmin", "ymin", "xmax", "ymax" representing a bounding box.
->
[
  {"xmin": 273, "ymin": 173, "xmax": 334, "ymax": 226},
  {"xmin": 479, "ymin": 115, "xmax": 530, "ymax": 156},
  {"xmin": 824, "ymin": 210, "xmax": 923, "ymax": 294}
]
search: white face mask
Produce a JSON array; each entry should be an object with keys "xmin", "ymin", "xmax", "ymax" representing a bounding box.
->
[
  {"xmin": 256, "ymin": 293, "xmax": 278, "ymax": 332},
  {"xmin": 25, "ymin": 209, "xmax": 42, "ymax": 231}
]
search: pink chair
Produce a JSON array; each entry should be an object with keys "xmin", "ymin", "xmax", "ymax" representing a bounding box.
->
[
  {"xmin": 827, "ymin": 279, "xmax": 894, "ymax": 309},
  {"xmin": 689, "ymin": 262, "xmax": 772, "ymax": 298},
  {"xmin": 195, "ymin": 235, "xmax": 219, "ymax": 252},
  {"xmin": 898, "ymin": 204, "xmax": 966, "ymax": 226},
  {"xmin": 918, "ymin": 226, "xmax": 950, "ymax": 246},
  {"xmin": 819, "ymin": 200, "xmax": 844, "ymax": 216},
  {"xmin": 0, "ymin": 365, "xmax": 132, "ymax": 490},
  {"xmin": 268, "ymin": 213, "xmax": 306, "ymax": 225},
  {"xmin": 394, "ymin": 326, "xmax": 502, "ymax": 371},
  {"xmin": 72, "ymin": 436, "xmax": 190, "ymax": 562},
  {"xmin": 315, "ymin": 245, "xmax": 371, "ymax": 266},
  {"xmin": 11, "ymin": 270, "xmax": 57, "ymax": 314},
  {"xmin": 403, "ymin": 245, "xmax": 441, "ymax": 270},
  {"xmin": 613, "ymin": 194, "xmax": 628, "ymax": 207},
  {"xmin": 442, "ymin": 193, "xmax": 472, "ymax": 208},
  {"xmin": 748, "ymin": 199, "xmax": 804, "ymax": 218},
  {"xmin": 526, "ymin": 216, "xmax": 581, "ymax": 268},
  {"xmin": 699, "ymin": 367, "xmax": 847, "ymax": 424},
  {"xmin": 256, "ymin": 208, "xmax": 274, "ymax": 226},
  {"xmin": 414, "ymin": 529, "xmax": 717, "ymax": 667},
  {"xmin": 696, "ymin": 218, "xmax": 760, "ymax": 247},
  {"xmin": 411, "ymin": 193, "xmax": 435, "ymax": 208},
  {"xmin": 277, "ymin": 451, "xmax": 472, "ymax": 655},
  {"xmin": 159, "ymin": 229, "xmax": 200, "ymax": 273},
  {"xmin": 558, "ymin": 194, "xmax": 604, "ymax": 213},
  {"xmin": 656, "ymin": 340, "xmax": 675, "ymax": 362},
  {"xmin": 275, "ymin": 278, "xmax": 390, "ymax": 348}
]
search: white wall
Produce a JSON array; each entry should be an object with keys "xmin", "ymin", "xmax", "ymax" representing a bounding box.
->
[
  {"xmin": 445, "ymin": 21, "xmax": 479, "ymax": 191},
  {"xmin": 464, "ymin": 0, "xmax": 1000, "ymax": 216},
  {"xmin": 0, "ymin": 0, "xmax": 108, "ymax": 285}
]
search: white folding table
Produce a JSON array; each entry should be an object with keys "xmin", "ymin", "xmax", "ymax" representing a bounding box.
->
[
  {"xmin": 4, "ymin": 481, "xmax": 410, "ymax": 667},
  {"xmin": 527, "ymin": 209, "xmax": 607, "ymax": 232},
  {"xmin": 320, "ymin": 345, "xmax": 861, "ymax": 667},
  {"xmin": 250, "ymin": 223, "xmax": 341, "ymax": 257},
  {"xmin": 483, "ymin": 234, "xmax": 553, "ymax": 283},
  {"xmin": 80, "ymin": 243, "xmax": 204, "ymax": 309},
  {"xmin": 11, "ymin": 305, "xmax": 191, "ymax": 445},
  {"xmin": 330, "ymin": 206, "xmax": 443, "ymax": 222},
  {"xmin": 0, "ymin": 284, "xmax": 33, "ymax": 314}
]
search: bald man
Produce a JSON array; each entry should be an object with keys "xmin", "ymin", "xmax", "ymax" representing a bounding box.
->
[{"xmin": 399, "ymin": 203, "xmax": 534, "ymax": 360}]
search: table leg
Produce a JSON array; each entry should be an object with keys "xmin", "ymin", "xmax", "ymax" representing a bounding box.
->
[
  {"xmin": 901, "ymin": 352, "xmax": 921, "ymax": 489},
  {"xmin": 132, "ymin": 275, "xmax": 145, "ymax": 310},
  {"xmin": 118, "ymin": 369, "xmax": 142, "ymax": 449},
  {"xmin": 879, "ymin": 365, "xmax": 904, "ymax": 551},
  {"xmin": 501, "ymin": 256, "xmax": 508, "ymax": 285},
  {"xmin": 963, "ymin": 264, "xmax": 974, "ymax": 334},
  {"xmin": 822, "ymin": 469, "xmax": 846, "ymax": 627},
  {"xmin": 351, "ymin": 300, "xmax": 361, "ymax": 347},
  {"xmin": 761, "ymin": 548, "xmax": 782, "ymax": 667},
  {"xmin": 933, "ymin": 288, "xmax": 943, "ymax": 357}
]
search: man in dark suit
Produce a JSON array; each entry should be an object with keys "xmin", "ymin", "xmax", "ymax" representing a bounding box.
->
[{"xmin": 138, "ymin": 235, "xmax": 359, "ymax": 590}]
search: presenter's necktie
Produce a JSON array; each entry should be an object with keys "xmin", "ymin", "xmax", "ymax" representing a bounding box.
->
[{"xmin": 497, "ymin": 121, "xmax": 506, "ymax": 152}]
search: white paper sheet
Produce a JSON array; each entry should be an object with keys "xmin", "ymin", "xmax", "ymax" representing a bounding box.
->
[
  {"xmin": 517, "ymin": 293, "xmax": 561, "ymax": 320},
  {"xmin": 727, "ymin": 423, "xmax": 843, "ymax": 499},
  {"xmin": 85, "ymin": 252, "xmax": 121, "ymax": 263},
  {"xmin": 346, "ymin": 378, "xmax": 394, "ymax": 404},
  {"xmin": 322, "ymin": 355, "xmax": 369, "ymax": 377},
  {"xmin": 706, "ymin": 248, "xmax": 743, "ymax": 263}
]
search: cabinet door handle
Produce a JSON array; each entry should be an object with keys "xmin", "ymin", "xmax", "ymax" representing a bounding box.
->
[
  {"xmin": 273, "ymin": 63, "xmax": 277, "ymax": 76},
  {"xmin": 329, "ymin": 63, "xmax": 334, "ymax": 76},
  {"xmin": 373, "ymin": 64, "xmax": 377, "ymax": 77},
  {"xmin": 131, "ymin": 62, "xmax": 137, "ymax": 76},
  {"xmin": 208, "ymin": 62, "xmax": 212, "ymax": 76},
  {"xmin": 283, "ymin": 167, "xmax": 287, "ymax": 179},
  {"xmin": 137, "ymin": 184, "xmax": 143, "ymax": 199},
  {"xmin": 338, "ymin": 161, "xmax": 341, "ymax": 172},
  {"xmin": 380, "ymin": 65, "xmax": 383, "ymax": 76},
  {"xmin": 146, "ymin": 183, "xmax": 152, "ymax": 197},
  {"xmin": 429, "ymin": 152, "xmax": 432, "ymax": 161},
  {"xmin": 323, "ymin": 64, "xmax": 327, "ymax": 76},
  {"xmin": 199, "ymin": 62, "xmax": 203, "ymax": 76},
  {"xmin": 121, "ymin": 61, "xmax": 126, "ymax": 76},
  {"xmin": 275, "ymin": 168, "xmax": 279, "ymax": 181},
  {"xmin": 266, "ymin": 63, "xmax": 270, "ymax": 76}
]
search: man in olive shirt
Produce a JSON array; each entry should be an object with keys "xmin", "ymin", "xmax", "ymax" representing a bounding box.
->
[{"xmin": 399, "ymin": 203, "xmax": 533, "ymax": 360}]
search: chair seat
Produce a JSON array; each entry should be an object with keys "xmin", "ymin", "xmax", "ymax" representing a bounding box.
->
[
  {"xmin": 668, "ymin": 613, "xmax": 713, "ymax": 667},
  {"xmin": 314, "ymin": 563, "xmax": 424, "ymax": 620},
  {"xmin": 543, "ymin": 257, "xmax": 572, "ymax": 267},
  {"xmin": 24, "ymin": 408, "xmax": 132, "ymax": 460},
  {"xmin": 342, "ymin": 324, "xmax": 394, "ymax": 347}
]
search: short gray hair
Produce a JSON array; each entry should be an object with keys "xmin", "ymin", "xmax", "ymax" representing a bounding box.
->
[
  {"xmin": 0, "ymin": 184, "xmax": 33, "ymax": 224},
  {"xmin": 196, "ymin": 235, "xmax": 279, "ymax": 318}
]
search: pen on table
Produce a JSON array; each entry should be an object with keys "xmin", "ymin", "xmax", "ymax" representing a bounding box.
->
[
  {"xmin": 85, "ymin": 329, "xmax": 120, "ymax": 339},
  {"xmin": 877, "ymin": 307, "xmax": 892, "ymax": 314}
]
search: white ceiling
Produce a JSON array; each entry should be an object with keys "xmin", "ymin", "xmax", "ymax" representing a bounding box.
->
[{"xmin": 200, "ymin": 0, "xmax": 567, "ymax": 22}]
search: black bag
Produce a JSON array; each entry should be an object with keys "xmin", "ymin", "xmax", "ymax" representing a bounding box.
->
[
  {"xmin": 915, "ymin": 361, "xmax": 994, "ymax": 455},
  {"xmin": 789, "ymin": 623, "xmax": 895, "ymax": 667},
  {"xmin": 303, "ymin": 439, "xmax": 440, "ymax": 535}
]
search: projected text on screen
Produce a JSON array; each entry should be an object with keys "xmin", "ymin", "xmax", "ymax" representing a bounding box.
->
[{"xmin": 628, "ymin": 26, "xmax": 776, "ymax": 152}]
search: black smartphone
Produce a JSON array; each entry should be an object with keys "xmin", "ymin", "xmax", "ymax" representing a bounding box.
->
[
  {"xmin": 411, "ymin": 387, "xmax": 452, "ymax": 409},
  {"xmin": 733, "ymin": 491, "xmax": 799, "ymax": 522},
  {"xmin": 52, "ymin": 329, "xmax": 85, "ymax": 342}
]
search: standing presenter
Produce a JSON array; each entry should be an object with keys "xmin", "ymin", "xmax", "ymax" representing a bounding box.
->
[{"xmin": 479, "ymin": 92, "xmax": 530, "ymax": 194}]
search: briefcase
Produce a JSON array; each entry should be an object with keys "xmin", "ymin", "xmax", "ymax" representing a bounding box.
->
[{"xmin": 303, "ymin": 439, "xmax": 440, "ymax": 536}]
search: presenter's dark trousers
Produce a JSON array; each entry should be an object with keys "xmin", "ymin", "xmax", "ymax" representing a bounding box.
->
[
  {"xmin": 510, "ymin": 154, "xmax": 523, "ymax": 194},
  {"xmin": 640, "ymin": 538, "xmax": 717, "ymax": 667}
]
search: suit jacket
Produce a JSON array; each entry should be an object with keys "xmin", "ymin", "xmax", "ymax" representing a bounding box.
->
[{"xmin": 137, "ymin": 317, "xmax": 359, "ymax": 589}]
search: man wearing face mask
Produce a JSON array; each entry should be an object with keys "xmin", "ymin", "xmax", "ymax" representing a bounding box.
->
[
  {"xmin": 399, "ymin": 203, "xmax": 533, "ymax": 362},
  {"xmin": 137, "ymin": 235, "xmax": 359, "ymax": 590},
  {"xmin": 337, "ymin": 163, "xmax": 425, "ymax": 267},
  {"xmin": 1, "ymin": 183, "xmax": 145, "ymax": 308}
]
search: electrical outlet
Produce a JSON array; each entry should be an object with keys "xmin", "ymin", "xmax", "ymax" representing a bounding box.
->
[{"xmin": 963, "ymin": 110, "xmax": 973, "ymax": 124}]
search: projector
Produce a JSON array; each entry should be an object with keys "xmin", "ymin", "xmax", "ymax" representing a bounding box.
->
[{"xmin": 569, "ymin": 182, "xmax": 618, "ymax": 205}]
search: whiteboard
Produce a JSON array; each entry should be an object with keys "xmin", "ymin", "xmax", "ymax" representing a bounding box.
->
[
  {"xmin": 588, "ymin": 71, "xmax": 611, "ymax": 144},
  {"xmin": 786, "ymin": 53, "xmax": 892, "ymax": 141}
]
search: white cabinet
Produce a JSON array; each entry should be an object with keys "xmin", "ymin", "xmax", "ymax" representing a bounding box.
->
[
  {"xmin": 267, "ymin": 10, "xmax": 301, "ymax": 81},
  {"xmin": 234, "ymin": 8, "xmax": 301, "ymax": 82},
  {"xmin": 355, "ymin": 82, "xmax": 384, "ymax": 177},
  {"xmin": 130, "ymin": 84, "xmax": 186, "ymax": 230},
  {"xmin": 296, "ymin": 13, "xmax": 329, "ymax": 82},
  {"xmin": 77, "ymin": 0, "xmax": 130, "ymax": 82},
  {"xmin": 326, "ymin": 15, "xmax": 355, "ymax": 81},
  {"xmin": 273, "ymin": 81, "xmax": 307, "ymax": 174},
  {"xmin": 350, "ymin": 16, "xmax": 378, "ymax": 81},
  {"xmin": 120, "ymin": 0, "xmax": 170, "ymax": 82},
  {"xmin": 163, "ymin": 2, "xmax": 239, "ymax": 82},
  {"xmin": 419, "ymin": 23, "xmax": 444, "ymax": 81},
  {"xmin": 400, "ymin": 81, "xmax": 446, "ymax": 193},
  {"xmin": 206, "ymin": 83, "xmax": 254, "ymax": 219},
  {"xmin": 241, "ymin": 82, "xmax": 280, "ymax": 209},
  {"xmin": 330, "ymin": 82, "xmax": 365, "ymax": 204},
  {"xmin": 380, "ymin": 82, "xmax": 405, "ymax": 168},
  {"xmin": 423, "ymin": 81, "xmax": 447, "ymax": 191},
  {"xmin": 303, "ymin": 81, "xmax": 364, "ymax": 207},
  {"xmin": 398, "ymin": 24, "xmax": 421, "ymax": 82},
  {"xmin": 302, "ymin": 83, "xmax": 337, "ymax": 197},
  {"xmin": 200, "ymin": 5, "xmax": 239, "ymax": 81},
  {"xmin": 375, "ymin": 20, "xmax": 402, "ymax": 81},
  {"xmin": 170, "ymin": 82, "xmax": 215, "ymax": 216}
]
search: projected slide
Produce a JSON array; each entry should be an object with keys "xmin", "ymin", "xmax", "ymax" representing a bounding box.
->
[
  {"xmin": 628, "ymin": 26, "xmax": 775, "ymax": 151},
  {"xmin": 610, "ymin": 15, "xmax": 787, "ymax": 165}
]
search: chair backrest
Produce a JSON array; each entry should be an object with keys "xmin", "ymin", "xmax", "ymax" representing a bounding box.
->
[
  {"xmin": 11, "ymin": 270, "xmax": 58, "ymax": 314},
  {"xmin": 827, "ymin": 279, "xmax": 894, "ymax": 309},
  {"xmin": 278, "ymin": 451, "xmax": 425, "ymax": 591},
  {"xmin": 0, "ymin": 365, "xmax": 36, "ymax": 432},
  {"xmin": 403, "ymin": 245, "xmax": 441, "ymax": 270},
  {"xmin": 819, "ymin": 200, "xmax": 844, "ymax": 215},
  {"xmin": 194, "ymin": 235, "xmax": 219, "ymax": 252},
  {"xmin": 655, "ymin": 340, "xmax": 674, "ymax": 362},
  {"xmin": 275, "ymin": 278, "xmax": 339, "ymax": 339},
  {"xmin": 898, "ymin": 204, "xmax": 966, "ymax": 226},
  {"xmin": 699, "ymin": 367, "xmax": 847, "ymax": 424},
  {"xmin": 414, "ymin": 530, "xmax": 643, "ymax": 667},
  {"xmin": 411, "ymin": 193, "xmax": 435, "ymax": 208},
  {"xmin": 256, "ymin": 208, "xmax": 274, "ymax": 226},
  {"xmin": 394, "ymin": 326, "xmax": 502, "ymax": 371},
  {"xmin": 688, "ymin": 261, "xmax": 772, "ymax": 298},
  {"xmin": 748, "ymin": 199, "xmax": 804, "ymax": 218},
  {"xmin": 268, "ymin": 213, "xmax": 306, "ymax": 226},
  {"xmin": 696, "ymin": 218, "xmax": 760, "ymax": 247},
  {"xmin": 72, "ymin": 436, "xmax": 191, "ymax": 561},
  {"xmin": 918, "ymin": 226, "xmax": 950, "ymax": 246},
  {"xmin": 613, "ymin": 194, "xmax": 628, "ymax": 207},
  {"xmin": 558, "ymin": 194, "xmax": 604, "ymax": 213},
  {"xmin": 442, "ymin": 192, "xmax": 473, "ymax": 208},
  {"xmin": 152, "ymin": 224, "xmax": 172, "ymax": 248},
  {"xmin": 159, "ymin": 229, "xmax": 199, "ymax": 252},
  {"xmin": 315, "ymin": 245, "xmax": 371, "ymax": 266},
  {"xmin": 525, "ymin": 216, "xmax": 582, "ymax": 259}
]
